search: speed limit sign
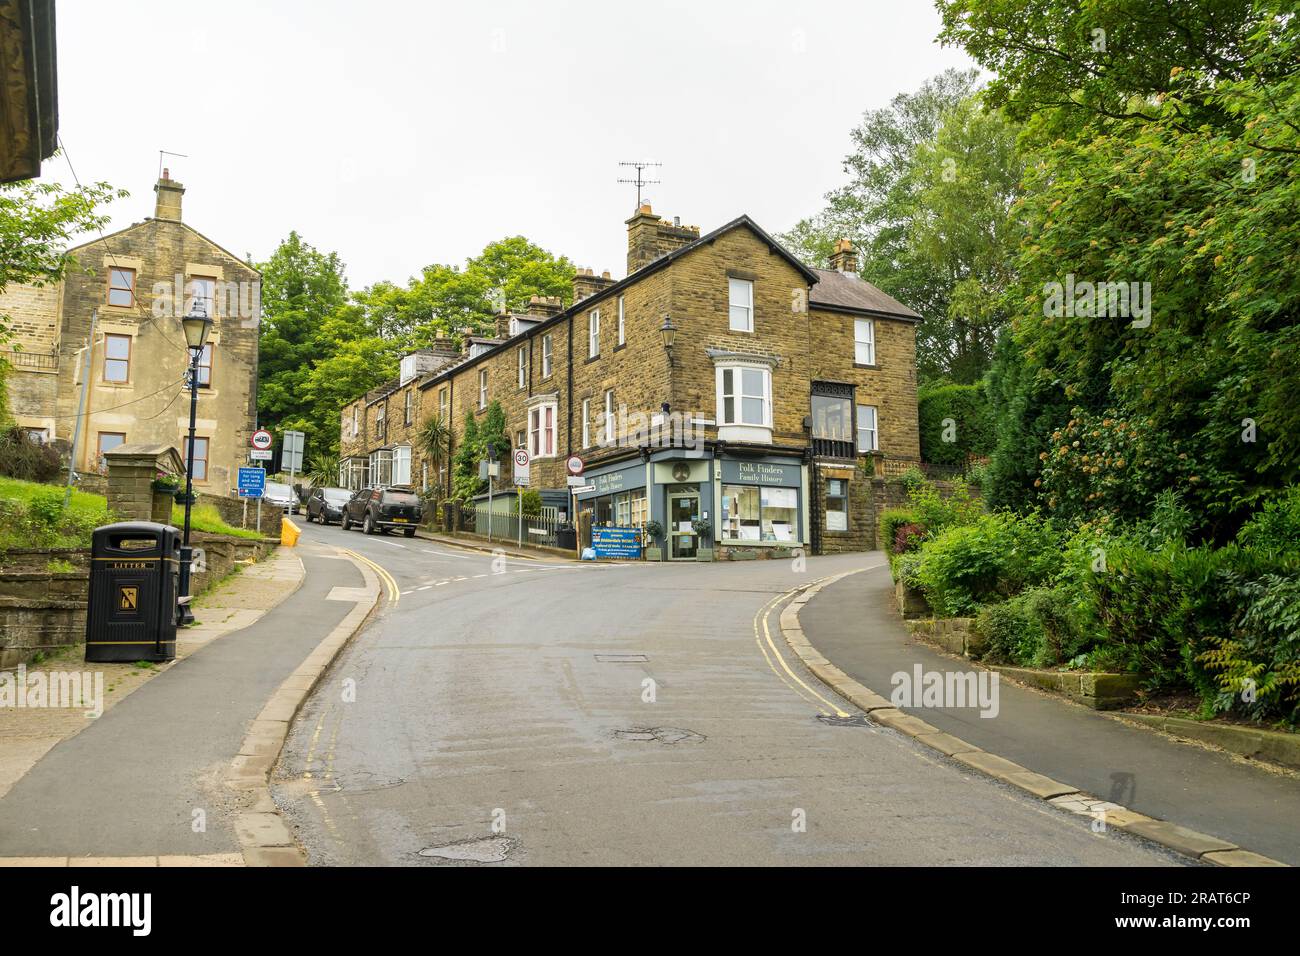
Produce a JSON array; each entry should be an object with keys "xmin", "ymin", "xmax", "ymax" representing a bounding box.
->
[
  {"xmin": 251, "ymin": 429, "xmax": 273, "ymax": 451},
  {"xmin": 513, "ymin": 448, "xmax": 530, "ymax": 486}
]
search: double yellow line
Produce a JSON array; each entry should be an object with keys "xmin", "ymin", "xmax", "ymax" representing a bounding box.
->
[
  {"xmin": 752, "ymin": 579, "xmax": 850, "ymax": 718},
  {"xmin": 339, "ymin": 547, "xmax": 400, "ymax": 605}
]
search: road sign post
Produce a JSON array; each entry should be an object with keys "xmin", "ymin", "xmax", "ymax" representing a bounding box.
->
[{"xmin": 513, "ymin": 449, "xmax": 530, "ymax": 548}]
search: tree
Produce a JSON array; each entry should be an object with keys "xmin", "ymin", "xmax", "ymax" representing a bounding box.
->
[
  {"xmin": 780, "ymin": 70, "xmax": 1022, "ymax": 383},
  {"xmin": 417, "ymin": 414, "xmax": 452, "ymax": 499},
  {"xmin": 0, "ymin": 176, "xmax": 126, "ymax": 412},
  {"xmin": 939, "ymin": 0, "xmax": 1300, "ymax": 536}
]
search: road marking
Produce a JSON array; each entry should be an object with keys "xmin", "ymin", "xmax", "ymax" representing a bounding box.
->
[
  {"xmin": 416, "ymin": 585, "xmax": 432, "ymax": 591},
  {"xmin": 751, "ymin": 586, "xmax": 850, "ymax": 717},
  {"xmin": 762, "ymin": 586, "xmax": 851, "ymax": 717},
  {"xmin": 435, "ymin": 581, "xmax": 448, "ymax": 586},
  {"xmin": 338, "ymin": 547, "xmax": 400, "ymax": 605},
  {"xmin": 382, "ymin": 541, "xmax": 407, "ymax": 549}
]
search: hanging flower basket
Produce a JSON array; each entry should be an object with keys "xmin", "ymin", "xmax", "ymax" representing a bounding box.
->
[{"xmin": 151, "ymin": 473, "xmax": 182, "ymax": 494}]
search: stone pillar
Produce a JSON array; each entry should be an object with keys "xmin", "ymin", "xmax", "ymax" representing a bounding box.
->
[{"xmin": 103, "ymin": 443, "xmax": 186, "ymax": 524}]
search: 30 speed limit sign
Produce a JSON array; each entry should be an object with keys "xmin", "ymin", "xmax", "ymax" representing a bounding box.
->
[{"xmin": 513, "ymin": 448, "xmax": 530, "ymax": 486}]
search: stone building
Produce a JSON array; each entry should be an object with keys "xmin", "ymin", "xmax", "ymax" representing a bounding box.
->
[
  {"xmin": 339, "ymin": 205, "xmax": 921, "ymax": 557},
  {"xmin": 0, "ymin": 171, "xmax": 262, "ymax": 493}
]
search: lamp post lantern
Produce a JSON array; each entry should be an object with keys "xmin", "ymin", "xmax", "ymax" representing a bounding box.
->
[{"xmin": 177, "ymin": 304, "xmax": 213, "ymax": 626}]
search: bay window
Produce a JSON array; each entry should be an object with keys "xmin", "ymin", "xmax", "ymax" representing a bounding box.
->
[
  {"xmin": 716, "ymin": 365, "xmax": 771, "ymax": 428},
  {"xmin": 529, "ymin": 402, "xmax": 556, "ymax": 458}
]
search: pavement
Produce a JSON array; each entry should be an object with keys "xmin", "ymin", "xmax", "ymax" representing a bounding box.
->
[
  {"xmin": 269, "ymin": 522, "xmax": 1186, "ymax": 866},
  {"xmin": 0, "ymin": 538, "xmax": 368, "ymax": 861},
  {"xmin": 797, "ymin": 565, "xmax": 1300, "ymax": 866}
]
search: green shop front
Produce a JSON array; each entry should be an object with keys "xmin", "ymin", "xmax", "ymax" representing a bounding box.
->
[{"xmin": 574, "ymin": 447, "xmax": 809, "ymax": 561}]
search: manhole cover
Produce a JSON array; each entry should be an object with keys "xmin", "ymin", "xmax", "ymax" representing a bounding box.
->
[
  {"xmin": 418, "ymin": 836, "xmax": 515, "ymax": 863},
  {"xmin": 595, "ymin": 654, "xmax": 649, "ymax": 663},
  {"xmin": 817, "ymin": 714, "xmax": 874, "ymax": 727},
  {"xmin": 614, "ymin": 726, "xmax": 705, "ymax": 744}
]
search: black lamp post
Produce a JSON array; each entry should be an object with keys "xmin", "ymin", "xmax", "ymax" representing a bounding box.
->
[
  {"xmin": 658, "ymin": 314, "xmax": 677, "ymax": 356},
  {"xmin": 177, "ymin": 304, "xmax": 213, "ymax": 626}
]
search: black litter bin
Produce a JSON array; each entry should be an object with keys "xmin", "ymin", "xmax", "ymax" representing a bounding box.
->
[
  {"xmin": 555, "ymin": 524, "xmax": 577, "ymax": 551},
  {"xmin": 85, "ymin": 522, "xmax": 182, "ymax": 663}
]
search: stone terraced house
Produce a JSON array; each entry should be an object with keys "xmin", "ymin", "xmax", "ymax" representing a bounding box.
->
[
  {"xmin": 0, "ymin": 171, "xmax": 261, "ymax": 493},
  {"xmin": 339, "ymin": 204, "xmax": 922, "ymax": 557}
]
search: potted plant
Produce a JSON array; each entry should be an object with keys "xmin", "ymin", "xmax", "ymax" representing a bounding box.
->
[
  {"xmin": 149, "ymin": 472, "xmax": 182, "ymax": 521},
  {"xmin": 691, "ymin": 517, "xmax": 714, "ymax": 562},
  {"xmin": 643, "ymin": 520, "xmax": 664, "ymax": 562}
]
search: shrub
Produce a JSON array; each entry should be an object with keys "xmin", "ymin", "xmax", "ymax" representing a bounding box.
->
[
  {"xmin": 0, "ymin": 427, "xmax": 60, "ymax": 483},
  {"xmin": 913, "ymin": 511, "xmax": 1064, "ymax": 616},
  {"xmin": 917, "ymin": 382, "xmax": 995, "ymax": 469},
  {"xmin": 892, "ymin": 550, "xmax": 923, "ymax": 588},
  {"xmin": 1198, "ymin": 572, "xmax": 1300, "ymax": 725},
  {"xmin": 976, "ymin": 585, "xmax": 1099, "ymax": 668},
  {"xmin": 905, "ymin": 476, "xmax": 982, "ymax": 534},
  {"xmin": 1236, "ymin": 486, "xmax": 1300, "ymax": 556},
  {"xmin": 880, "ymin": 508, "xmax": 921, "ymax": 555},
  {"xmin": 893, "ymin": 522, "xmax": 927, "ymax": 556}
]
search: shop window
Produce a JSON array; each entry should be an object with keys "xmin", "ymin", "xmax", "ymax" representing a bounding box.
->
[
  {"xmin": 825, "ymin": 479, "xmax": 849, "ymax": 531},
  {"xmin": 721, "ymin": 484, "xmax": 798, "ymax": 543}
]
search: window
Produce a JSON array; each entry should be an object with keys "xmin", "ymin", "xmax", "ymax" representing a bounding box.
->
[
  {"xmin": 811, "ymin": 393, "xmax": 853, "ymax": 441},
  {"xmin": 376, "ymin": 403, "xmax": 387, "ymax": 444},
  {"xmin": 515, "ymin": 429, "xmax": 525, "ymax": 450},
  {"xmin": 107, "ymin": 268, "xmax": 135, "ymax": 308},
  {"xmin": 439, "ymin": 388, "xmax": 449, "ymax": 422},
  {"xmin": 854, "ymin": 318, "xmax": 876, "ymax": 365},
  {"xmin": 716, "ymin": 366, "xmax": 771, "ymax": 427},
  {"xmin": 825, "ymin": 479, "xmax": 849, "ymax": 531},
  {"xmin": 103, "ymin": 334, "xmax": 131, "ymax": 383},
  {"xmin": 188, "ymin": 276, "xmax": 215, "ymax": 317},
  {"xmin": 96, "ymin": 432, "xmax": 125, "ymax": 470},
  {"xmin": 603, "ymin": 389, "xmax": 615, "ymax": 445},
  {"xmin": 195, "ymin": 343, "xmax": 213, "ymax": 388},
  {"xmin": 517, "ymin": 346, "xmax": 527, "ymax": 388},
  {"xmin": 613, "ymin": 490, "xmax": 647, "ymax": 526},
  {"xmin": 541, "ymin": 334, "xmax": 553, "ymax": 377},
  {"xmin": 721, "ymin": 485, "xmax": 798, "ymax": 542},
  {"xmin": 478, "ymin": 369, "xmax": 488, "ymax": 409},
  {"xmin": 588, "ymin": 310, "xmax": 600, "ymax": 358},
  {"xmin": 185, "ymin": 436, "xmax": 210, "ymax": 482},
  {"xmin": 617, "ymin": 296, "xmax": 625, "ymax": 345},
  {"xmin": 393, "ymin": 445, "xmax": 412, "ymax": 485},
  {"xmin": 404, "ymin": 389, "xmax": 414, "ymax": 425},
  {"xmin": 369, "ymin": 449, "xmax": 394, "ymax": 487},
  {"xmin": 528, "ymin": 403, "xmax": 556, "ymax": 458},
  {"xmin": 582, "ymin": 398, "xmax": 591, "ymax": 449},
  {"xmin": 857, "ymin": 404, "xmax": 878, "ymax": 453},
  {"xmin": 351, "ymin": 405, "xmax": 359, "ymax": 438},
  {"xmin": 729, "ymin": 278, "xmax": 753, "ymax": 332}
]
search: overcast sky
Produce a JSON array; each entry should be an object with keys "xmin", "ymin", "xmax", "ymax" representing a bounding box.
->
[{"xmin": 50, "ymin": 0, "xmax": 973, "ymax": 290}]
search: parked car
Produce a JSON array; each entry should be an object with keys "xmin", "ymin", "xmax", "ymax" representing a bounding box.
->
[
  {"xmin": 304, "ymin": 486, "xmax": 352, "ymax": 525},
  {"xmin": 263, "ymin": 480, "xmax": 298, "ymax": 514},
  {"xmin": 341, "ymin": 485, "xmax": 422, "ymax": 536}
]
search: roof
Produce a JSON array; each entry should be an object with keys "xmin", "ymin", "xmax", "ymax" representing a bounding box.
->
[
  {"xmin": 809, "ymin": 268, "xmax": 921, "ymax": 322},
  {"xmin": 418, "ymin": 214, "xmax": 819, "ymax": 391}
]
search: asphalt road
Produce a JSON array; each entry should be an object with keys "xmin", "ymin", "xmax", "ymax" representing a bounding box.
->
[{"xmin": 275, "ymin": 523, "xmax": 1184, "ymax": 866}]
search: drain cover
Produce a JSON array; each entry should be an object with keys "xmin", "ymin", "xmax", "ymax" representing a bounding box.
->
[
  {"xmin": 418, "ymin": 836, "xmax": 515, "ymax": 863},
  {"xmin": 595, "ymin": 654, "xmax": 649, "ymax": 663},
  {"xmin": 817, "ymin": 714, "xmax": 874, "ymax": 727}
]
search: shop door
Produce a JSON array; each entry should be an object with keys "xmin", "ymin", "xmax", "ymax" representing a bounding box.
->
[{"xmin": 669, "ymin": 489, "xmax": 699, "ymax": 560}]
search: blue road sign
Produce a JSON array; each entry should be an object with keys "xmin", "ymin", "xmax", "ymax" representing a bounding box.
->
[{"xmin": 237, "ymin": 467, "xmax": 266, "ymax": 498}]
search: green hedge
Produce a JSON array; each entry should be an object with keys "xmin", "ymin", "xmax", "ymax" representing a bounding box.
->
[{"xmin": 918, "ymin": 382, "xmax": 995, "ymax": 468}]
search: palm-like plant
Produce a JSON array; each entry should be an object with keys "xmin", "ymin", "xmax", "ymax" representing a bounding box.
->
[
  {"xmin": 418, "ymin": 416, "xmax": 451, "ymax": 482},
  {"xmin": 307, "ymin": 453, "xmax": 341, "ymax": 488}
]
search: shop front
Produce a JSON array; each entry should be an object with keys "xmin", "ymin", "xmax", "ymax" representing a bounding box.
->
[{"xmin": 574, "ymin": 448, "xmax": 809, "ymax": 562}]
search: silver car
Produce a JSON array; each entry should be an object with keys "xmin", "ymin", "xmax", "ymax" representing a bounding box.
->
[{"xmin": 263, "ymin": 480, "xmax": 297, "ymax": 514}]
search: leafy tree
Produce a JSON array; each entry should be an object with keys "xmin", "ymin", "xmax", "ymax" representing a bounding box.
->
[
  {"xmin": 781, "ymin": 70, "xmax": 1021, "ymax": 383},
  {"xmin": 417, "ymin": 414, "xmax": 452, "ymax": 499},
  {"xmin": 938, "ymin": 0, "xmax": 1299, "ymax": 536},
  {"xmin": 0, "ymin": 175, "xmax": 126, "ymax": 412}
]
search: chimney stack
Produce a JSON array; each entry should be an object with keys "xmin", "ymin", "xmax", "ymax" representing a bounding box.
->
[
  {"xmin": 573, "ymin": 267, "xmax": 616, "ymax": 304},
  {"xmin": 625, "ymin": 203, "xmax": 699, "ymax": 274},
  {"xmin": 154, "ymin": 168, "xmax": 185, "ymax": 221},
  {"xmin": 829, "ymin": 238, "xmax": 858, "ymax": 274},
  {"xmin": 527, "ymin": 294, "xmax": 564, "ymax": 318}
]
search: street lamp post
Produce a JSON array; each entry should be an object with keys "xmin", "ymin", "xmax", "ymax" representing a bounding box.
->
[{"xmin": 177, "ymin": 305, "xmax": 213, "ymax": 626}]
